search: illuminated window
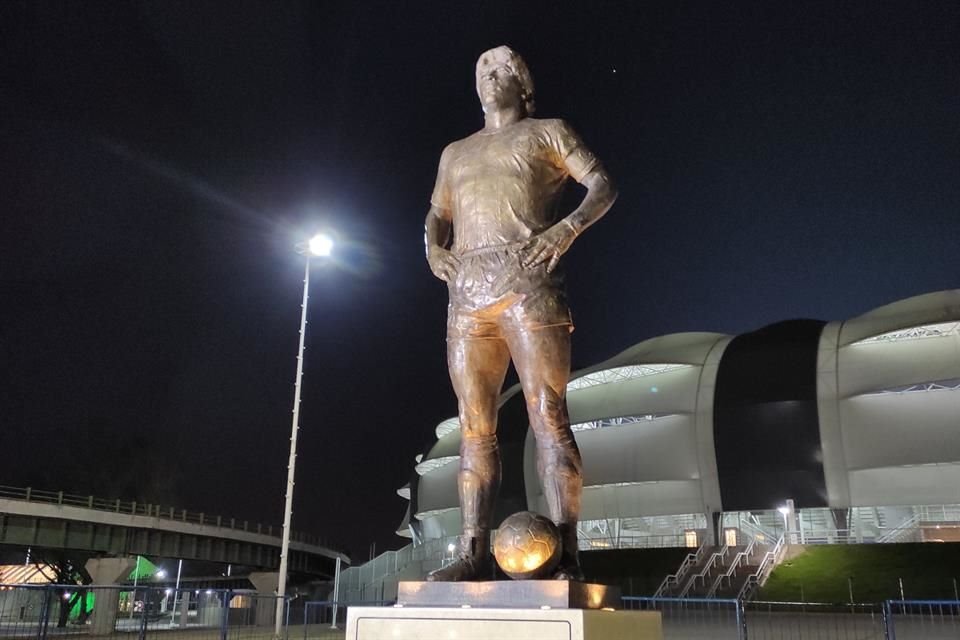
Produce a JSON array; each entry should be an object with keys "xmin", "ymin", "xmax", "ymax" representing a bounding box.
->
[
  {"xmin": 724, "ymin": 528, "xmax": 738, "ymax": 547},
  {"xmin": 684, "ymin": 530, "xmax": 698, "ymax": 548}
]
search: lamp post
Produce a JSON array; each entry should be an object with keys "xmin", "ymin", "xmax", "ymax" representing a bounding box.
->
[
  {"xmin": 778, "ymin": 505, "xmax": 790, "ymax": 542},
  {"xmin": 274, "ymin": 233, "xmax": 334, "ymax": 639}
]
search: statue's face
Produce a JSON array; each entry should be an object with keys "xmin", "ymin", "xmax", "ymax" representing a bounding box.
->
[{"xmin": 477, "ymin": 64, "xmax": 524, "ymax": 113}]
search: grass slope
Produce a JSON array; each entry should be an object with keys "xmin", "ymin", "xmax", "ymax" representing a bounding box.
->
[{"xmin": 760, "ymin": 544, "xmax": 960, "ymax": 603}]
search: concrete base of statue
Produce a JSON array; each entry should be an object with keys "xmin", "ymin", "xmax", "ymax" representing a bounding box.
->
[
  {"xmin": 346, "ymin": 581, "xmax": 662, "ymax": 640},
  {"xmin": 346, "ymin": 605, "xmax": 662, "ymax": 640}
]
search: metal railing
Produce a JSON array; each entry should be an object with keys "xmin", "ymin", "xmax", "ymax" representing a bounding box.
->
[
  {"xmin": 623, "ymin": 596, "xmax": 746, "ymax": 639},
  {"xmin": 297, "ymin": 600, "xmax": 393, "ymax": 637},
  {"xmin": 745, "ymin": 601, "xmax": 887, "ymax": 639},
  {"xmin": 654, "ymin": 544, "xmax": 708, "ymax": 597},
  {"xmin": 680, "ymin": 545, "xmax": 730, "ymax": 597},
  {"xmin": 710, "ymin": 538, "xmax": 759, "ymax": 597},
  {"xmin": 737, "ymin": 535, "xmax": 786, "ymax": 601},
  {"xmin": 885, "ymin": 599, "xmax": 960, "ymax": 640},
  {"xmin": 0, "ymin": 485, "xmax": 336, "ymax": 550},
  {"xmin": 0, "ymin": 584, "xmax": 289, "ymax": 640},
  {"xmin": 877, "ymin": 516, "xmax": 923, "ymax": 544},
  {"xmin": 279, "ymin": 595, "xmax": 960, "ymax": 640}
]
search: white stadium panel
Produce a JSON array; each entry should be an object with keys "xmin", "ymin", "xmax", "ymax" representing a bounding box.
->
[
  {"xmin": 395, "ymin": 503, "xmax": 412, "ymax": 537},
  {"xmin": 838, "ymin": 337, "xmax": 960, "ymax": 398},
  {"xmin": 416, "ymin": 458, "xmax": 460, "ymax": 518},
  {"xmin": 817, "ymin": 321, "xmax": 851, "ymax": 506},
  {"xmin": 852, "ymin": 321, "xmax": 959, "ymax": 345},
  {"xmin": 417, "ymin": 507, "xmax": 462, "ymax": 540},
  {"xmin": 417, "ymin": 430, "xmax": 460, "ymax": 469},
  {"xmin": 840, "ymin": 392, "xmax": 960, "ymax": 470},
  {"xmin": 578, "ymin": 481, "xmax": 706, "ymax": 520},
  {"xmin": 582, "ymin": 332, "xmax": 733, "ymax": 370},
  {"xmin": 837, "ymin": 290, "xmax": 960, "ymax": 347},
  {"xmin": 435, "ymin": 416, "xmax": 460, "ymax": 439},
  {"xmin": 567, "ymin": 365, "xmax": 700, "ymax": 424},
  {"xmin": 567, "ymin": 364, "xmax": 690, "ymax": 391},
  {"xmin": 575, "ymin": 415, "xmax": 700, "ymax": 486},
  {"xmin": 692, "ymin": 335, "xmax": 730, "ymax": 516},
  {"xmin": 848, "ymin": 463, "xmax": 960, "ymax": 507}
]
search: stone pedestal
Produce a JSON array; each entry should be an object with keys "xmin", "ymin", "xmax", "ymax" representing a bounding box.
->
[
  {"xmin": 349, "ymin": 581, "xmax": 661, "ymax": 640},
  {"xmin": 248, "ymin": 572, "xmax": 279, "ymax": 626},
  {"xmin": 85, "ymin": 557, "xmax": 137, "ymax": 636},
  {"xmin": 346, "ymin": 606, "xmax": 662, "ymax": 640}
]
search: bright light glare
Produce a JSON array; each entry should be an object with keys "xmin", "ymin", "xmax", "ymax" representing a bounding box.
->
[
  {"xmin": 447, "ymin": 543, "xmax": 456, "ymax": 552},
  {"xmin": 156, "ymin": 570, "xmax": 167, "ymax": 578},
  {"xmin": 308, "ymin": 233, "xmax": 334, "ymax": 257},
  {"xmin": 777, "ymin": 506, "xmax": 790, "ymax": 515}
]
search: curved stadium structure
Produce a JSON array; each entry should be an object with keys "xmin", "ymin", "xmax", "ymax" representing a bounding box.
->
[
  {"xmin": 399, "ymin": 289, "xmax": 960, "ymax": 554},
  {"xmin": 336, "ymin": 290, "xmax": 959, "ymax": 600}
]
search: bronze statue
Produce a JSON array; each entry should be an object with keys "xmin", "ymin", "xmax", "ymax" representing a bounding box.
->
[{"xmin": 424, "ymin": 46, "xmax": 618, "ymax": 581}]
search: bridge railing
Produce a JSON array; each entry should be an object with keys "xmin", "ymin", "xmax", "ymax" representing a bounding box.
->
[{"xmin": 0, "ymin": 485, "xmax": 336, "ymax": 551}]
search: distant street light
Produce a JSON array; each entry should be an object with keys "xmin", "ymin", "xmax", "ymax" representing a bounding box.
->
[
  {"xmin": 778, "ymin": 505, "xmax": 790, "ymax": 539},
  {"xmin": 275, "ymin": 232, "xmax": 335, "ymax": 639}
]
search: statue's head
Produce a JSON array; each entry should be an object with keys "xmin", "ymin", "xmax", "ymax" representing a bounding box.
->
[{"xmin": 475, "ymin": 45, "xmax": 535, "ymax": 116}]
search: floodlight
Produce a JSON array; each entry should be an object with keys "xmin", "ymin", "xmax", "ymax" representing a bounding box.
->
[{"xmin": 308, "ymin": 233, "xmax": 334, "ymax": 257}]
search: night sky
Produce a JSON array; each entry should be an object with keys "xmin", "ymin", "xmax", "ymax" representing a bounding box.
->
[{"xmin": 1, "ymin": 1, "xmax": 957, "ymax": 561}]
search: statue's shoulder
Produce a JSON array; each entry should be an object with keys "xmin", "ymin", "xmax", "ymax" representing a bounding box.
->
[
  {"xmin": 526, "ymin": 117, "xmax": 572, "ymax": 133},
  {"xmin": 441, "ymin": 133, "xmax": 478, "ymax": 156}
]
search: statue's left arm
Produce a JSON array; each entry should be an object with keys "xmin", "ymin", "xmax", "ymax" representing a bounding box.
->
[{"xmin": 521, "ymin": 122, "xmax": 619, "ymax": 272}]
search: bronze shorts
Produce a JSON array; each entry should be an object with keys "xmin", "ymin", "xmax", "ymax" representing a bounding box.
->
[{"xmin": 447, "ymin": 244, "xmax": 573, "ymax": 341}]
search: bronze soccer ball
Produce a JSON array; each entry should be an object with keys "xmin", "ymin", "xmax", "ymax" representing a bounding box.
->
[{"xmin": 493, "ymin": 511, "xmax": 562, "ymax": 580}]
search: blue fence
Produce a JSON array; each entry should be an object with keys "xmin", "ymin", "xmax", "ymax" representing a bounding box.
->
[
  {"xmin": 623, "ymin": 596, "xmax": 745, "ymax": 639},
  {"xmin": 885, "ymin": 599, "xmax": 960, "ymax": 640},
  {"xmin": 4, "ymin": 585, "xmax": 959, "ymax": 640},
  {"xmin": 0, "ymin": 584, "xmax": 288, "ymax": 640},
  {"xmin": 298, "ymin": 600, "xmax": 393, "ymax": 639}
]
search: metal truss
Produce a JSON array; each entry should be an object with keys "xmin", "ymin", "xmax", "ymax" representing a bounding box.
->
[
  {"xmin": 570, "ymin": 413, "xmax": 677, "ymax": 432},
  {"xmin": 856, "ymin": 321, "xmax": 960, "ymax": 345},
  {"xmin": 864, "ymin": 377, "xmax": 960, "ymax": 396},
  {"xmin": 567, "ymin": 363, "xmax": 690, "ymax": 392}
]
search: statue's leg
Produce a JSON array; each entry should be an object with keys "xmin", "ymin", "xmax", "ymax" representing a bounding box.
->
[
  {"xmin": 506, "ymin": 325, "xmax": 584, "ymax": 580},
  {"xmin": 426, "ymin": 335, "xmax": 510, "ymax": 582}
]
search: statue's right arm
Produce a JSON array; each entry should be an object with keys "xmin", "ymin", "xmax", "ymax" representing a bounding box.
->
[{"xmin": 425, "ymin": 205, "xmax": 459, "ymax": 282}]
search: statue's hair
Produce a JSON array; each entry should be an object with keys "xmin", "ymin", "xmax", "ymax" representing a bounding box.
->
[{"xmin": 475, "ymin": 45, "xmax": 536, "ymax": 115}]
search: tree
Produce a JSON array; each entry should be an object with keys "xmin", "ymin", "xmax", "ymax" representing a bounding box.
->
[{"xmin": 32, "ymin": 551, "xmax": 93, "ymax": 628}]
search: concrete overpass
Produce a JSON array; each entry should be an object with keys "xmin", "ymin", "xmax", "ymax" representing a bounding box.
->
[{"xmin": 0, "ymin": 486, "xmax": 349, "ymax": 577}]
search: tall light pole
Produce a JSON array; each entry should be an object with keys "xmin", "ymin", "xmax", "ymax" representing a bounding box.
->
[{"xmin": 274, "ymin": 233, "xmax": 334, "ymax": 639}]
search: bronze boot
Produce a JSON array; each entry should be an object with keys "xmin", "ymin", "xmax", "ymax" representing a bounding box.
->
[
  {"xmin": 553, "ymin": 523, "xmax": 584, "ymax": 581},
  {"xmin": 425, "ymin": 532, "xmax": 492, "ymax": 582}
]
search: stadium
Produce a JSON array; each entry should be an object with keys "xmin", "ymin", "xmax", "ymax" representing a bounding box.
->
[{"xmin": 343, "ymin": 289, "xmax": 960, "ymax": 599}]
